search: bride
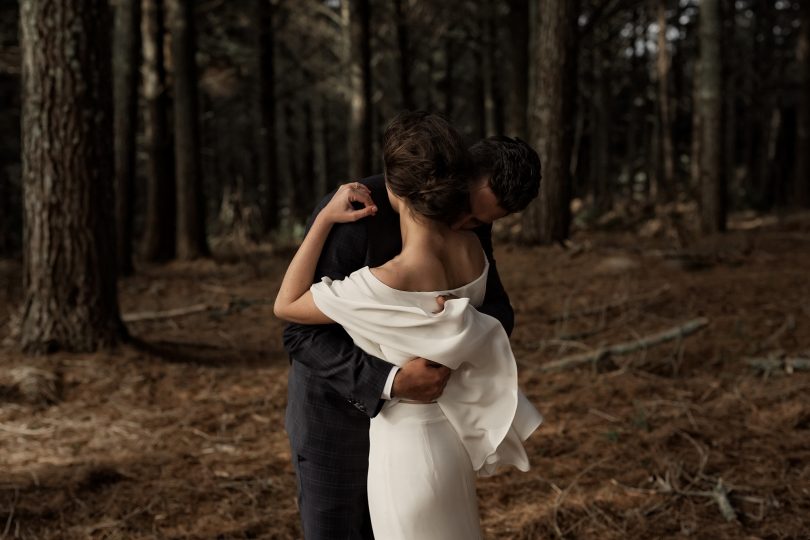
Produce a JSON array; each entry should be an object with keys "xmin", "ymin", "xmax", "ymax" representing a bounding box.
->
[{"xmin": 274, "ymin": 116, "xmax": 542, "ymax": 539}]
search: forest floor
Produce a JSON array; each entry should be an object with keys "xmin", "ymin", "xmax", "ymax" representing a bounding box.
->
[{"xmin": 0, "ymin": 213, "xmax": 809, "ymax": 540}]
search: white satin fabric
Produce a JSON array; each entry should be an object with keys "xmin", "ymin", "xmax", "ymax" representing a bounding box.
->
[{"xmin": 310, "ymin": 260, "xmax": 543, "ymax": 538}]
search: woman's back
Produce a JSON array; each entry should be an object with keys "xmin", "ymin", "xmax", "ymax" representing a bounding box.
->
[{"xmin": 370, "ymin": 230, "xmax": 485, "ymax": 293}]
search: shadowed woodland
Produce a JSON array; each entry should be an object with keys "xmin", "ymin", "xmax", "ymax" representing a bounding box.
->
[{"xmin": 0, "ymin": 0, "xmax": 809, "ymax": 538}]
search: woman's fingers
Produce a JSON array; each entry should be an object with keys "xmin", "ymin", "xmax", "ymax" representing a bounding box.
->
[
  {"xmin": 322, "ymin": 182, "xmax": 377, "ymax": 223},
  {"xmin": 348, "ymin": 187, "xmax": 375, "ymax": 208},
  {"xmin": 348, "ymin": 205, "xmax": 377, "ymax": 221}
]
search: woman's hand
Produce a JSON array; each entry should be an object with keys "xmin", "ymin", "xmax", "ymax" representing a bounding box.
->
[
  {"xmin": 274, "ymin": 182, "xmax": 375, "ymax": 324},
  {"xmin": 319, "ymin": 182, "xmax": 378, "ymax": 224}
]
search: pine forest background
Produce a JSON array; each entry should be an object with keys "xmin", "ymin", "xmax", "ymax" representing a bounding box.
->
[{"xmin": 0, "ymin": 1, "xmax": 809, "ymax": 538}]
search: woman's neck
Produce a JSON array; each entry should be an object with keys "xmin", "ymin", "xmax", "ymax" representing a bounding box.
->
[
  {"xmin": 387, "ymin": 185, "xmax": 451, "ymax": 260},
  {"xmin": 399, "ymin": 208, "xmax": 451, "ymax": 258}
]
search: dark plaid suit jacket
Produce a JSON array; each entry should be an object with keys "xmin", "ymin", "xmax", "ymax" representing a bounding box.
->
[{"xmin": 283, "ymin": 174, "xmax": 514, "ymax": 464}]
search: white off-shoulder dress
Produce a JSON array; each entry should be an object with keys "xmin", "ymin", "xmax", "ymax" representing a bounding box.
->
[{"xmin": 310, "ymin": 258, "xmax": 543, "ymax": 540}]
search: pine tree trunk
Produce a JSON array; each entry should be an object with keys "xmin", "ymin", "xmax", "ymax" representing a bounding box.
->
[
  {"xmin": 114, "ymin": 0, "xmax": 141, "ymax": 275},
  {"xmin": 697, "ymin": 0, "xmax": 726, "ymax": 233},
  {"xmin": 348, "ymin": 0, "xmax": 373, "ymax": 180},
  {"xmin": 592, "ymin": 41, "xmax": 611, "ymax": 212},
  {"xmin": 443, "ymin": 37, "xmax": 454, "ymax": 120},
  {"xmin": 19, "ymin": 0, "xmax": 125, "ymax": 353},
  {"xmin": 256, "ymin": 0, "xmax": 279, "ymax": 230},
  {"xmin": 474, "ymin": 34, "xmax": 487, "ymax": 139},
  {"xmin": 393, "ymin": 0, "xmax": 413, "ymax": 110},
  {"xmin": 482, "ymin": 2, "xmax": 503, "ymax": 137},
  {"xmin": 276, "ymin": 101, "xmax": 293, "ymax": 228},
  {"xmin": 522, "ymin": 0, "xmax": 579, "ymax": 244},
  {"xmin": 796, "ymin": 0, "xmax": 810, "ymax": 207},
  {"xmin": 168, "ymin": 0, "xmax": 208, "ymax": 258},
  {"xmin": 506, "ymin": 0, "xmax": 529, "ymax": 139},
  {"xmin": 722, "ymin": 0, "xmax": 737, "ymax": 208},
  {"xmin": 656, "ymin": 0, "xmax": 675, "ymax": 202},
  {"xmin": 690, "ymin": 58, "xmax": 702, "ymax": 198},
  {"xmin": 311, "ymin": 92, "xmax": 328, "ymax": 197},
  {"xmin": 0, "ymin": 162, "xmax": 8, "ymax": 254},
  {"xmin": 141, "ymin": 0, "xmax": 175, "ymax": 261}
]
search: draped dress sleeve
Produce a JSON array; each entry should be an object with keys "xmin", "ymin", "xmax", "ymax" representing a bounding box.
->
[{"xmin": 310, "ymin": 267, "xmax": 543, "ymax": 476}]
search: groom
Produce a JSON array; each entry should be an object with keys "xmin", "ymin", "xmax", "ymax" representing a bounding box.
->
[{"xmin": 282, "ymin": 111, "xmax": 541, "ymax": 539}]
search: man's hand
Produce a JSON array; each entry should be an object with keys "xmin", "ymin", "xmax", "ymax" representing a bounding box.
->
[{"xmin": 391, "ymin": 357, "xmax": 451, "ymax": 401}]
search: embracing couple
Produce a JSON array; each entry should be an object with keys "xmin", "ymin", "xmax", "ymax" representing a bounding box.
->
[{"xmin": 274, "ymin": 111, "xmax": 543, "ymax": 539}]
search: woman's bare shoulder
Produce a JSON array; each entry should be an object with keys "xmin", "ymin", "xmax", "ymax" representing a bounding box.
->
[{"xmin": 371, "ymin": 256, "xmax": 445, "ymax": 292}]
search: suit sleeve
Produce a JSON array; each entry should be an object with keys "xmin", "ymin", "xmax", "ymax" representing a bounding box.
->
[
  {"xmin": 475, "ymin": 225, "xmax": 515, "ymax": 336},
  {"xmin": 281, "ymin": 194, "xmax": 394, "ymax": 418}
]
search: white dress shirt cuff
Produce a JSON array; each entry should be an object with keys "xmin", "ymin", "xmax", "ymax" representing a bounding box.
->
[{"xmin": 381, "ymin": 366, "xmax": 400, "ymax": 400}]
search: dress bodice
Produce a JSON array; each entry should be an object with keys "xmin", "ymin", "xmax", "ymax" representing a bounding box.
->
[
  {"xmin": 357, "ymin": 260, "xmax": 488, "ymax": 366},
  {"xmin": 310, "ymin": 258, "xmax": 542, "ymax": 476}
]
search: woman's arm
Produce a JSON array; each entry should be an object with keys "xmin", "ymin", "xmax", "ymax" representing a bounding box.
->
[{"xmin": 273, "ymin": 182, "xmax": 378, "ymax": 324}]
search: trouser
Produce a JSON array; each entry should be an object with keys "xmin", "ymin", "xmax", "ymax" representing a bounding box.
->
[{"xmin": 292, "ymin": 450, "xmax": 374, "ymax": 540}]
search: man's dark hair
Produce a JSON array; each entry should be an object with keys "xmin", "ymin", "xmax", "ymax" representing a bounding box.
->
[
  {"xmin": 383, "ymin": 111, "xmax": 472, "ymax": 226},
  {"xmin": 469, "ymin": 136, "xmax": 542, "ymax": 213}
]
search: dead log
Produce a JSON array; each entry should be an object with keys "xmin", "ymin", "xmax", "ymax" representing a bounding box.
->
[{"xmin": 534, "ymin": 317, "xmax": 709, "ymax": 372}]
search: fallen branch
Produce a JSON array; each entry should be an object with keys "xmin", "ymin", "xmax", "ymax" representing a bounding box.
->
[
  {"xmin": 122, "ymin": 303, "xmax": 211, "ymax": 323},
  {"xmin": 549, "ymin": 285, "xmax": 671, "ymax": 323},
  {"xmin": 745, "ymin": 357, "xmax": 810, "ymax": 374},
  {"xmin": 534, "ymin": 318, "xmax": 709, "ymax": 372}
]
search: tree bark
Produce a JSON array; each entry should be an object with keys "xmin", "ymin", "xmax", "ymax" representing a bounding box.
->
[
  {"xmin": 113, "ymin": 0, "xmax": 141, "ymax": 276},
  {"xmin": 348, "ymin": 0, "xmax": 373, "ymax": 180},
  {"xmin": 506, "ymin": 0, "xmax": 529, "ymax": 139},
  {"xmin": 796, "ymin": 0, "xmax": 810, "ymax": 207},
  {"xmin": 522, "ymin": 0, "xmax": 579, "ymax": 244},
  {"xmin": 697, "ymin": 0, "xmax": 726, "ymax": 233},
  {"xmin": 19, "ymin": 0, "xmax": 125, "ymax": 353},
  {"xmin": 141, "ymin": 0, "xmax": 175, "ymax": 261},
  {"xmin": 168, "ymin": 0, "xmax": 208, "ymax": 259},
  {"xmin": 256, "ymin": 0, "xmax": 279, "ymax": 231}
]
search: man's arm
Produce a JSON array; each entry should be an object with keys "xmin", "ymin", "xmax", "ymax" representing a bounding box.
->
[
  {"xmin": 283, "ymin": 322, "xmax": 393, "ymax": 416},
  {"xmin": 475, "ymin": 224, "xmax": 515, "ymax": 336}
]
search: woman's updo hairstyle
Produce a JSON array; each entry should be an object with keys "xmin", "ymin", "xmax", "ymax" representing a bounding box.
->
[{"xmin": 382, "ymin": 111, "xmax": 472, "ymax": 226}]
